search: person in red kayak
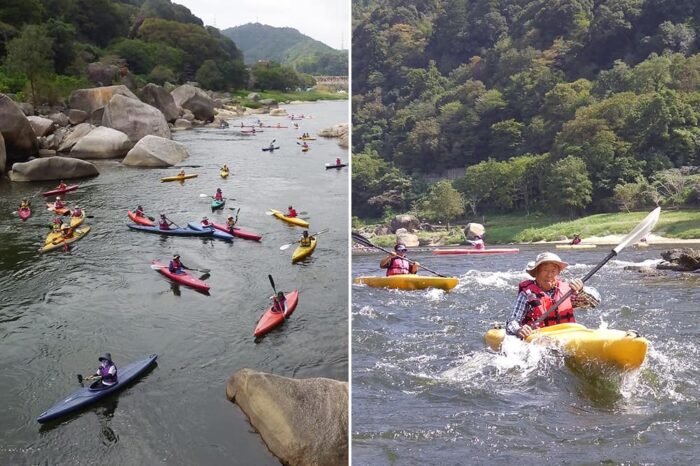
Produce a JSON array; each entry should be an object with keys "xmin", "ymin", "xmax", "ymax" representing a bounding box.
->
[
  {"xmin": 54, "ymin": 196, "xmax": 64, "ymax": 209},
  {"xmin": 169, "ymin": 254, "xmax": 185, "ymax": 274},
  {"xmin": 134, "ymin": 205, "xmax": 145, "ymax": 217},
  {"xmin": 287, "ymin": 206, "xmax": 298, "ymax": 218},
  {"xmin": 226, "ymin": 216, "xmax": 236, "ymax": 233},
  {"xmin": 71, "ymin": 206, "xmax": 82, "ymax": 217},
  {"xmin": 380, "ymin": 243, "xmax": 419, "ymax": 276},
  {"xmin": 159, "ymin": 214, "xmax": 174, "ymax": 230},
  {"xmin": 271, "ymin": 291, "xmax": 287, "ymax": 313},
  {"xmin": 506, "ymin": 252, "xmax": 600, "ymax": 339},
  {"xmin": 201, "ymin": 216, "xmax": 212, "ymax": 227},
  {"xmin": 472, "ymin": 235, "xmax": 485, "ymax": 250},
  {"xmin": 57, "ymin": 180, "xmax": 67, "ymax": 191},
  {"xmin": 214, "ymin": 188, "xmax": 224, "ymax": 201},
  {"xmin": 89, "ymin": 353, "xmax": 118, "ymax": 389}
]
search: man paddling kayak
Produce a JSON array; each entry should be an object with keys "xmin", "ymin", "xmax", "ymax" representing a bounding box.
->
[
  {"xmin": 300, "ymin": 230, "xmax": 313, "ymax": 246},
  {"xmin": 506, "ymin": 252, "xmax": 600, "ymax": 339},
  {"xmin": 379, "ymin": 243, "xmax": 419, "ymax": 276},
  {"xmin": 287, "ymin": 206, "xmax": 298, "ymax": 218},
  {"xmin": 159, "ymin": 214, "xmax": 174, "ymax": 230},
  {"xmin": 271, "ymin": 291, "xmax": 287, "ymax": 313},
  {"xmin": 89, "ymin": 353, "xmax": 118, "ymax": 389},
  {"xmin": 134, "ymin": 205, "xmax": 146, "ymax": 218},
  {"xmin": 169, "ymin": 254, "xmax": 185, "ymax": 274}
]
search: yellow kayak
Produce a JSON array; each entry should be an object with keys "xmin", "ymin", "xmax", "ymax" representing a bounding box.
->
[
  {"xmin": 354, "ymin": 274, "xmax": 459, "ymax": 291},
  {"xmin": 220, "ymin": 169, "xmax": 229, "ymax": 179},
  {"xmin": 297, "ymin": 137, "xmax": 317, "ymax": 140},
  {"xmin": 269, "ymin": 209, "xmax": 310, "ymax": 228},
  {"xmin": 40, "ymin": 226, "xmax": 91, "ymax": 253},
  {"xmin": 292, "ymin": 238, "xmax": 317, "ymax": 263},
  {"xmin": 483, "ymin": 323, "xmax": 648, "ymax": 371},
  {"xmin": 161, "ymin": 173, "xmax": 198, "ymax": 182},
  {"xmin": 555, "ymin": 244, "xmax": 597, "ymax": 249},
  {"xmin": 69, "ymin": 211, "xmax": 85, "ymax": 228}
]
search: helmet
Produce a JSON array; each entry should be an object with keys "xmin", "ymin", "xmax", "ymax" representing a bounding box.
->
[{"xmin": 56, "ymin": 196, "xmax": 61, "ymax": 200}]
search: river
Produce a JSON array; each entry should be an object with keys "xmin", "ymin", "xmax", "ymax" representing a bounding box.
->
[
  {"xmin": 352, "ymin": 245, "xmax": 699, "ymax": 464},
  {"xmin": 0, "ymin": 101, "xmax": 348, "ymax": 464}
]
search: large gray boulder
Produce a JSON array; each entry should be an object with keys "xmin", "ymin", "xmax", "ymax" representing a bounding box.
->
[
  {"xmin": 0, "ymin": 93, "xmax": 38, "ymax": 167},
  {"xmin": 68, "ymin": 85, "xmax": 138, "ymax": 115},
  {"xmin": 171, "ymin": 84, "xmax": 215, "ymax": 122},
  {"xmin": 27, "ymin": 116, "xmax": 57, "ymax": 137},
  {"xmin": 0, "ymin": 132, "xmax": 5, "ymax": 172},
  {"xmin": 658, "ymin": 248, "xmax": 700, "ymax": 272},
  {"xmin": 86, "ymin": 62, "xmax": 120, "ymax": 87},
  {"xmin": 57, "ymin": 123, "xmax": 94, "ymax": 153},
  {"xmin": 141, "ymin": 83, "xmax": 180, "ymax": 122},
  {"xmin": 9, "ymin": 156, "xmax": 99, "ymax": 181},
  {"xmin": 102, "ymin": 94, "xmax": 170, "ymax": 143},
  {"xmin": 48, "ymin": 112, "xmax": 70, "ymax": 127},
  {"xmin": 391, "ymin": 214, "xmax": 420, "ymax": 233},
  {"xmin": 226, "ymin": 369, "xmax": 348, "ymax": 466},
  {"xmin": 70, "ymin": 127, "xmax": 132, "ymax": 159},
  {"xmin": 465, "ymin": 222, "xmax": 485, "ymax": 240},
  {"xmin": 122, "ymin": 135, "xmax": 188, "ymax": 167},
  {"xmin": 396, "ymin": 228, "xmax": 420, "ymax": 247},
  {"xmin": 68, "ymin": 109, "xmax": 88, "ymax": 125}
]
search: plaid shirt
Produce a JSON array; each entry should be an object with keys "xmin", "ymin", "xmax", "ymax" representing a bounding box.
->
[{"xmin": 506, "ymin": 282, "xmax": 600, "ymax": 335}]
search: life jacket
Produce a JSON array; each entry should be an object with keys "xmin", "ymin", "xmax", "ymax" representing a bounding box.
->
[
  {"xmin": 159, "ymin": 220, "xmax": 170, "ymax": 230},
  {"xmin": 518, "ymin": 279, "xmax": 575, "ymax": 328},
  {"xmin": 272, "ymin": 297, "xmax": 287, "ymax": 313},
  {"xmin": 214, "ymin": 192, "xmax": 223, "ymax": 201},
  {"xmin": 72, "ymin": 209, "xmax": 82, "ymax": 217},
  {"xmin": 386, "ymin": 256, "xmax": 411, "ymax": 276},
  {"xmin": 169, "ymin": 259, "xmax": 182, "ymax": 273},
  {"xmin": 300, "ymin": 237, "xmax": 312, "ymax": 246},
  {"xmin": 202, "ymin": 220, "xmax": 211, "ymax": 227},
  {"xmin": 135, "ymin": 209, "xmax": 144, "ymax": 217},
  {"xmin": 336, "ymin": 159, "xmax": 341, "ymax": 165},
  {"xmin": 98, "ymin": 362, "xmax": 117, "ymax": 385},
  {"xmin": 54, "ymin": 200, "xmax": 64, "ymax": 209},
  {"xmin": 288, "ymin": 209, "xmax": 297, "ymax": 218},
  {"xmin": 571, "ymin": 238, "xmax": 581, "ymax": 245}
]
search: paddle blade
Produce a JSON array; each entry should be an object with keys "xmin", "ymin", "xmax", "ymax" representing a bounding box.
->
[
  {"xmin": 199, "ymin": 273, "xmax": 210, "ymax": 281},
  {"xmin": 280, "ymin": 244, "xmax": 292, "ymax": 250},
  {"xmin": 268, "ymin": 274, "xmax": 276, "ymax": 291},
  {"xmin": 199, "ymin": 193, "xmax": 210, "ymax": 198},
  {"xmin": 77, "ymin": 374, "xmax": 83, "ymax": 383},
  {"xmin": 613, "ymin": 207, "xmax": 660, "ymax": 254}
]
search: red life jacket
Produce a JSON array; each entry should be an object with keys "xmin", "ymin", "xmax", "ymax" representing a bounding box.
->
[
  {"xmin": 288, "ymin": 209, "xmax": 297, "ymax": 218},
  {"xmin": 386, "ymin": 256, "xmax": 411, "ymax": 276},
  {"xmin": 518, "ymin": 279, "xmax": 575, "ymax": 328},
  {"xmin": 215, "ymin": 192, "xmax": 223, "ymax": 201},
  {"xmin": 159, "ymin": 220, "xmax": 170, "ymax": 230}
]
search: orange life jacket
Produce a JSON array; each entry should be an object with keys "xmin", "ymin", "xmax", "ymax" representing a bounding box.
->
[{"xmin": 518, "ymin": 279, "xmax": 575, "ymax": 328}]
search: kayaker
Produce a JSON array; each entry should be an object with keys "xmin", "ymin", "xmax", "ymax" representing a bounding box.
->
[
  {"xmin": 300, "ymin": 230, "xmax": 313, "ymax": 247},
  {"xmin": 71, "ymin": 206, "xmax": 82, "ymax": 217},
  {"xmin": 60, "ymin": 224, "xmax": 74, "ymax": 239},
  {"xmin": 57, "ymin": 180, "xmax": 67, "ymax": 191},
  {"xmin": 302, "ymin": 142, "xmax": 309, "ymax": 150},
  {"xmin": 92, "ymin": 353, "xmax": 118, "ymax": 388},
  {"xmin": 268, "ymin": 141, "xmax": 275, "ymax": 151},
  {"xmin": 54, "ymin": 196, "xmax": 64, "ymax": 209},
  {"xmin": 214, "ymin": 188, "xmax": 224, "ymax": 201},
  {"xmin": 570, "ymin": 234, "xmax": 581, "ymax": 245},
  {"xmin": 134, "ymin": 205, "xmax": 145, "ymax": 217},
  {"xmin": 271, "ymin": 291, "xmax": 287, "ymax": 313},
  {"xmin": 226, "ymin": 216, "xmax": 237, "ymax": 233},
  {"xmin": 221, "ymin": 164, "xmax": 229, "ymax": 173},
  {"xmin": 201, "ymin": 216, "xmax": 212, "ymax": 227},
  {"xmin": 379, "ymin": 243, "xmax": 419, "ymax": 276},
  {"xmin": 472, "ymin": 235, "xmax": 485, "ymax": 250},
  {"xmin": 51, "ymin": 217, "xmax": 62, "ymax": 231},
  {"xmin": 336, "ymin": 158, "xmax": 342, "ymax": 166},
  {"xmin": 169, "ymin": 254, "xmax": 185, "ymax": 274},
  {"xmin": 506, "ymin": 252, "xmax": 601, "ymax": 339},
  {"xmin": 159, "ymin": 214, "xmax": 174, "ymax": 230},
  {"xmin": 20, "ymin": 199, "xmax": 30, "ymax": 209},
  {"xmin": 287, "ymin": 206, "xmax": 298, "ymax": 218},
  {"xmin": 178, "ymin": 168, "xmax": 186, "ymax": 177}
]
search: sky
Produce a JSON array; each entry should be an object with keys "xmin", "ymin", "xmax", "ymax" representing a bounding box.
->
[{"xmin": 172, "ymin": 0, "xmax": 350, "ymax": 50}]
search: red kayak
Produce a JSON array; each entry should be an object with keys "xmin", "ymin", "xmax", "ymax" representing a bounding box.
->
[
  {"xmin": 128, "ymin": 210, "xmax": 155, "ymax": 226},
  {"xmin": 212, "ymin": 222, "xmax": 262, "ymax": 241},
  {"xmin": 152, "ymin": 260, "xmax": 210, "ymax": 292},
  {"xmin": 254, "ymin": 290, "xmax": 299, "ymax": 337},
  {"xmin": 42, "ymin": 185, "xmax": 79, "ymax": 197},
  {"xmin": 18, "ymin": 206, "xmax": 31, "ymax": 221},
  {"xmin": 433, "ymin": 248, "xmax": 520, "ymax": 255}
]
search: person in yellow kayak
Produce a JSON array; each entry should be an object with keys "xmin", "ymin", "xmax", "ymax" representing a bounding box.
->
[
  {"xmin": 221, "ymin": 164, "xmax": 229, "ymax": 173},
  {"xmin": 51, "ymin": 217, "xmax": 63, "ymax": 231},
  {"xmin": 287, "ymin": 206, "xmax": 298, "ymax": 218},
  {"xmin": 71, "ymin": 205, "xmax": 83, "ymax": 218},
  {"xmin": 60, "ymin": 223, "xmax": 74, "ymax": 240},
  {"xmin": 506, "ymin": 252, "xmax": 601, "ymax": 339},
  {"xmin": 178, "ymin": 168, "xmax": 186, "ymax": 177},
  {"xmin": 271, "ymin": 291, "xmax": 287, "ymax": 313},
  {"xmin": 570, "ymin": 234, "xmax": 582, "ymax": 245},
  {"xmin": 380, "ymin": 243, "xmax": 419, "ymax": 276},
  {"xmin": 300, "ymin": 230, "xmax": 313, "ymax": 247}
]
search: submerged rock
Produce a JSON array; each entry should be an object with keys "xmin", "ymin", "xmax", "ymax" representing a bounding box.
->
[
  {"xmin": 658, "ymin": 248, "xmax": 700, "ymax": 272},
  {"xmin": 10, "ymin": 156, "xmax": 99, "ymax": 181}
]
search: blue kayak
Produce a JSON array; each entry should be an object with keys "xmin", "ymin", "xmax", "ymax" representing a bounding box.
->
[
  {"xmin": 187, "ymin": 222, "xmax": 234, "ymax": 241},
  {"xmin": 37, "ymin": 354, "xmax": 157, "ymax": 423},
  {"xmin": 211, "ymin": 199, "xmax": 225, "ymax": 210},
  {"xmin": 127, "ymin": 224, "xmax": 212, "ymax": 236}
]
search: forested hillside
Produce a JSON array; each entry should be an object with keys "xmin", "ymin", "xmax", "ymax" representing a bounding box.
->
[
  {"xmin": 222, "ymin": 23, "xmax": 348, "ymax": 76},
  {"xmin": 352, "ymin": 0, "xmax": 700, "ymax": 220}
]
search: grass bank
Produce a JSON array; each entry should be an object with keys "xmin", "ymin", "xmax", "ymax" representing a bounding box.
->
[{"xmin": 233, "ymin": 89, "xmax": 347, "ymax": 108}]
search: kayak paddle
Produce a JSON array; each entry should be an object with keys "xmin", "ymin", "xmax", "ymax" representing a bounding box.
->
[
  {"xmin": 163, "ymin": 216, "xmax": 181, "ymax": 229},
  {"xmin": 280, "ymin": 228, "xmax": 330, "ymax": 250},
  {"xmin": 532, "ymin": 206, "xmax": 661, "ymax": 327},
  {"xmin": 351, "ymin": 232, "xmax": 448, "ymax": 278},
  {"xmin": 77, "ymin": 374, "xmax": 99, "ymax": 384},
  {"xmin": 268, "ymin": 274, "xmax": 277, "ymax": 295}
]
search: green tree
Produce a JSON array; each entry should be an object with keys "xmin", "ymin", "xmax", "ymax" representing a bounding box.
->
[
  {"xmin": 545, "ymin": 155, "xmax": 593, "ymax": 217},
  {"xmin": 5, "ymin": 24, "xmax": 54, "ymax": 106},
  {"xmin": 418, "ymin": 180, "xmax": 465, "ymax": 227},
  {"xmin": 149, "ymin": 65, "xmax": 176, "ymax": 85},
  {"xmin": 195, "ymin": 59, "xmax": 224, "ymax": 90}
]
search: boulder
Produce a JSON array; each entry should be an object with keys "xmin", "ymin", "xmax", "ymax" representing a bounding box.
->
[
  {"xmin": 27, "ymin": 116, "xmax": 56, "ymax": 137},
  {"xmin": 374, "ymin": 225, "xmax": 391, "ymax": 236},
  {"xmin": 86, "ymin": 62, "xmax": 120, "ymax": 87},
  {"xmin": 173, "ymin": 119, "xmax": 192, "ymax": 129},
  {"xmin": 9, "ymin": 156, "xmax": 99, "ymax": 181},
  {"xmin": 226, "ymin": 369, "xmax": 348, "ymax": 466},
  {"xmin": 247, "ymin": 92, "xmax": 260, "ymax": 101},
  {"xmin": 396, "ymin": 229, "xmax": 420, "ymax": 247},
  {"xmin": 141, "ymin": 83, "xmax": 180, "ymax": 122},
  {"xmin": 68, "ymin": 109, "xmax": 88, "ymax": 125},
  {"xmin": 244, "ymin": 107, "xmax": 266, "ymax": 115},
  {"xmin": 465, "ymin": 222, "xmax": 485, "ymax": 240},
  {"xmin": 170, "ymin": 84, "xmax": 215, "ymax": 122},
  {"xmin": 38, "ymin": 149, "xmax": 56, "ymax": 158},
  {"xmin": 122, "ymin": 135, "xmax": 188, "ymax": 167},
  {"xmin": 338, "ymin": 132, "xmax": 348, "ymax": 148},
  {"xmin": 0, "ymin": 132, "xmax": 5, "ymax": 172},
  {"xmin": 269, "ymin": 108, "xmax": 288, "ymax": 116},
  {"xmin": 68, "ymin": 85, "xmax": 138, "ymax": 115},
  {"xmin": 0, "ymin": 93, "xmax": 38, "ymax": 167},
  {"xmin": 18, "ymin": 102, "xmax": 34, "ymax": 116},
  {"xmin": 624, "ymin": 265, "xmax": 664, "ymax": 276},
  {"xmin": 70, "ymin": 127, "xmax": 132, "ymax": 159},
  {"xmin": 182, "ymin": 110, "xmax": 195, "ymax": 122},
  {"xmin": 259, "ymin": 98, "xmax": 276, "ymax": 106},
  {"xmin": 48, "ymin": 112, "xmax": 70, "ymax": 127},
  {"xmin": 102, "ymin": 94, "xmax": 170, "ymax": 143},
  {"xmin": 391, "ymin": 214, "xmax": 420, "ymax": 233},
  {"xmin": 658, "ymin": 248, "xmax": 700, "ymax": 272},
  {"xmin": 319, "ymin": 124, "xmax": 349, "ymax": 139},
  {"xmin": 57, "ymin": 123, "xmax": 94, "ymax": 153}
]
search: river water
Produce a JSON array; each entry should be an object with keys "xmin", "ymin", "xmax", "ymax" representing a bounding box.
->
[
  {"xmin": 0, "ymin": 101, "xmax": 348, "ymax": 464},
  {"xmin": 352, "ymin": 245, "xmax": 700, "ymax": 464}
]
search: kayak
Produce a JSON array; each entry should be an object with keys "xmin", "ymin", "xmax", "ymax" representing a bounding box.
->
[
  {"xmin": 297, "ymin": 137, "xmax": 316, "ymax": 140},
  {"xmin": 483, "ymin": 323, "xmax": 648, "ymax": 371},
  {"xmin": 433, "ymin": 248, "xmax": 520, "ymax": 255},
  {"xmin": 269, "ymin": 209, "xmax": 309, "ymax": 228},
  {"xmin": 301, "ymin": 147, "xmax": 310, "ymax": 152},
  {"xmin": 635, "ymin": 242, "xmax": 650, "ymax": 248},
  {"xmin": 187, "ymin": 222, "xmax": 233, "ymax": 241},
  {"xmin": 555, "ymin": 244, "xmax": 597, "ymax": 249},
  {"xmin": 325, "ymin": 163, "xmax": 347, "ymax": 169},
  {"xmin": 160, "ymin": 174, "xmax": 198, "ymax": 182},
  {"xmin": 220, "ymin": 169, "xmax": 229, "ymax": 179},
  {"xmin": 242, "ymin": 129, "xmax": 263, "ymax": 133},
  {"xmin": 46, "ymin": 203, "xmax": 70, "ymax": 216},
  {"xmin": 262, "ymin": 146, "xmax": 280, "ymax": 152},
  {"xmin": 262, "ymin": 125, "xmax": 287, "ymax": 128},
  {"xmin": 40, "ymin": 226, "xmax": 91, "ymax": 253},
  {"xmin": 354, "ymin": 274, "xmax": 459, "ymax": 291},
  {"xmin": 69, "ymin": 211, "xmax": 85, "ymax": 228},
  {"xmin": 37, "ymin": 354, "xmax": 158, "ymax": 423},
  {"xmin": 211, "ymin": 199, "xmax": 225, "ymax": 210},
  {"xmin": 127, "ymin": 224, "xmax": 212, "ymax": 236},
  {"xmin": 292, "ymin": 238, "xmax": 317, "ymax": 263},
  {"xmin": 18, "ymin": 206, "xmax": 31, "ymax": 221},
  {"xmin": 254, "ymin": 290, "xmax": 299, "ymax": 337},
  {"xmin": 127, "ymin": 210, "xmax": 155, "ymax": 226},
  {"xmin": 42, "ymin": 184, "xmax": 79, "ymax": 197},
  {"xmin": 152, "ymin": 260, "xmax": 210, "ymax": 292},
  {"xmin": 212, "ymin": 222, "xmax": 262, "ymax": 241}
]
